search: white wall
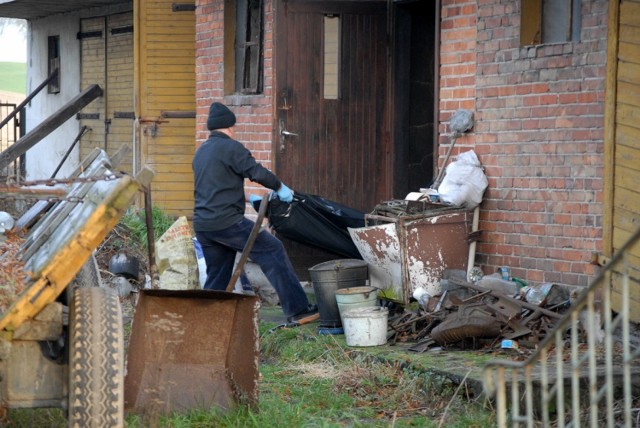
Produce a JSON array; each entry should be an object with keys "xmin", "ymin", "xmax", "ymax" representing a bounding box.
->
[{"xmin": 25, "ymin": 12, "xmax": 82, "ymax": 180}]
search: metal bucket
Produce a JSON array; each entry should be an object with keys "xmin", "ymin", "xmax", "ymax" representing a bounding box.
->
[
  {"xmin": 308, "ymin": 259, "xmax": 368, "ymax": 327},
  {"xmin": 124, "ymin": 289, "xmax": 260, "ymax": 415}
]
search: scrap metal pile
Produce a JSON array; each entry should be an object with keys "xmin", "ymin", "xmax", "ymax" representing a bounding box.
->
[{"xmin": 386, "ymin": 270, "xmax": 577, "ymax": 353}]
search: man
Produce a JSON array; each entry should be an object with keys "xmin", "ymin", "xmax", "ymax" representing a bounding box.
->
[{"xmin": 192, "ymin": 102, "xmax": 318, "ymax": 323}]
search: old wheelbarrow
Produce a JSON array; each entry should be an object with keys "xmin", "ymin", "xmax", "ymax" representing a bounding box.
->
[
  {"xmin": 124, "ymin": 194, "xmax": 269, "ymax": 416},
  {"xmin": 0, "ymin": 147, "xmax": 153, "ymax": 427}
]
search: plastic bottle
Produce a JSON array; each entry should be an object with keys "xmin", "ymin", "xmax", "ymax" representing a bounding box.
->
[
  {"xmin": 476, "ymin": 273, "xmax": 519, "ymax": 296},
  {"xmin": 412, "ymin": 287, "xmax": 431, "ymax": 310}
]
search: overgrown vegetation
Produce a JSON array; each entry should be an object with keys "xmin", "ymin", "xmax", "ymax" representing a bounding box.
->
[
  {"xmin": 124, "ymin": 325, "xmax": 495, "ymax": 428},
  {"xmin": 119, "ymin": 206, "xmax": 177, "ymax": 251}
]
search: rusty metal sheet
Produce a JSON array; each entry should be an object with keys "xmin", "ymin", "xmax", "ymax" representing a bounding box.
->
[
  {"xmin": 124, "ymin": 289, "xmax": 260, "ymax": 415},
  {"xmin": 348, "ymin": 222, "xmax": 404, "ymax": 301},
  {"xmin": 349, "ymin": 210, "xmax": 471, "ymax": 304}
]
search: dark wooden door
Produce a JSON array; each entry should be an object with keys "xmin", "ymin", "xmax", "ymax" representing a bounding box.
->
[{"xmin": 274, "ymin": 0, "xmax": 391, "ymax": 213}]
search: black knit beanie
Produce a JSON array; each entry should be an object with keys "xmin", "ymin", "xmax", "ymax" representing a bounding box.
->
[{"xmin": 207, "ymin": 102, "xmax": 236, "ymax": 130}]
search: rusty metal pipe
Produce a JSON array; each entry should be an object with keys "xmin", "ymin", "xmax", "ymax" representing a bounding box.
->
[{"xmin": 143, "ymin": 186, "xmax": 159, "ymax": 289}]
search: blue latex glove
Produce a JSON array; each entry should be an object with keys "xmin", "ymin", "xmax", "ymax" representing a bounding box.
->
[
  {"xmin": 276, "ymin": 183, "xmax": 294, "ymax": 203},
  {"xmin": 249, "ymin": 194, "xmax": 261, "ymax": 204}
]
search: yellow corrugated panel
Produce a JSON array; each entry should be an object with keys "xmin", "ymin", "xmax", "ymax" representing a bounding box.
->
[{"xmin": 136, "ymin": 0, "xmax": 196, "ymax": 218}]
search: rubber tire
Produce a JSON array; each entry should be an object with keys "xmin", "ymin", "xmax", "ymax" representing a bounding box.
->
[
  {"xmin": 63, "ymin": 255, "xmax": 103, "ymax": 305},
  {"xmin": 67, "ymin": 287, "xmax": 124, "ymax": 428}
]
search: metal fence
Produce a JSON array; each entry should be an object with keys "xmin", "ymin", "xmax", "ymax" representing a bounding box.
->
[
  {"xmin": 0, "ymin": 102, "xmax": 24, "ymax": 180},
  {"xmin": 483, "ymin": 227, "xmax": 640, "ymax": 427}
]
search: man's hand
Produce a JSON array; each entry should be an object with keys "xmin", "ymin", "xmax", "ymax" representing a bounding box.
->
[{"xmin": 276, "ymin": 183, "xmax": 294, "ymax": 203}]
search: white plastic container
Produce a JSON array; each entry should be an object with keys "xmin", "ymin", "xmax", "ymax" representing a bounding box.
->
[{"xmin": 342, "ymin": 306, "xmax": 389, "ymax": 347}]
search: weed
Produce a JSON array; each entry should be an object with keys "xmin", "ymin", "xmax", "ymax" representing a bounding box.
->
[{"xmin": 119, "ymin": 206, "xmax": 176, "ymax": 250}]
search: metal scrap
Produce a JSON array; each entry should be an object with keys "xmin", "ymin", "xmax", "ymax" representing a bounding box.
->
[{"xmin": 385, "ymin": 275, "xmax": 576, "ymax": 353}]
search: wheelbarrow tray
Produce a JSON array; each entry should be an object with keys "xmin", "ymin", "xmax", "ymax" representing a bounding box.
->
[
  {"xmin": 0, "ymin": 150, "xmax": 153, "ymax": 332},
  {"xmin": 124, "ymin": 289, "xmax": 260, "ymax": 414}
]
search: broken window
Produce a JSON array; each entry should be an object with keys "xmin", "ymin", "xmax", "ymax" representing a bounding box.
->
[
  {"xmin": 520, "ymin": 0, "xmax": 581, "ymax": 46},
  {"xmin": 48, "ymin": 35, "xmax": 60, "ymax": 94},
  {"xmin": 224, "ymin": 0, "xmax": 263, "ymax": 95},
  {"xmin": 323, "ymin": 15, "xmax": 340, "ymax": 100}
]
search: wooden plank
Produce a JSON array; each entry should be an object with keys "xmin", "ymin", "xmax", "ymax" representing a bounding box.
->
[
  {"xmin": 612, "ymin": 209, "xmax": 640, "ymax": 235},
  {"xmin": 611, "ymin": 282, "xmax": 640, "ymax": 323},
  {"xmin": 615, "ymin": 136, "xmax": 640, "ymax": 170},
  {"xmin": 603, "ymin": 0, "xmax": 620, "ymax": 258},
  {"xmin": 616, "ymin": 123, "xmax": 640, "ymax": 149},
  {"xmin": 613, "ymin": 186, "xmax": 640, "ymax": 220},
  {"xmin": 145, "ymin": 154, "xmax": 194, "ymax": 164},
  {"xmin": 611, "ymin": 235, "xmax": 640, "ymax": 264},
  {"xmin": 619, "ymin": 25, "xmax": 640, "ymax": 45},
  {"xmin": 616, "ymin": 101, "xmax": 640, "ymax": 128},
  {"xmin": 616, "ymin": 165, "xmax": 640, "ymax": 193},
  {"xmin": 0, "ymin": 85, "xmax": 103, "ymax": 170},
  {"xmin": 617, "ymin": 81, "xmax": 640, "ymax": 109},
  {"xmin": 617, "ymin": 60, "xmax": 640, "ymax": 85},
  {"xmin": 620, "ymin": 1, "xmax": 640, "ymax": 27}
]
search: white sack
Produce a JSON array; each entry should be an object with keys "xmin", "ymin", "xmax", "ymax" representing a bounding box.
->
[{"xmin": 437, "ymin": 150, "xmax": 488, "ymax": 209}]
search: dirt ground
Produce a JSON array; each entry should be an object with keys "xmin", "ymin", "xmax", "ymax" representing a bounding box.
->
[{"xmin": 0, "ymin": 90, "xmax": 24, "ymax": 105}]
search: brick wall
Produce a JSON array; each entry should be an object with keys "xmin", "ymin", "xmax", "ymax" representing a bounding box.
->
[
  {"xmin": 195, "ymin": 0, "xmax": 275, "ymax": 198},
  {"xmin": 439, "ymin": 0, "xmax": 608, "ymax": 286},
  {"xmin": 195, "ymin": 0, "xmax": 608, "ymax": 288}
]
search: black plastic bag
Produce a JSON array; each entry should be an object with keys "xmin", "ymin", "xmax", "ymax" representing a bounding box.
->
[{"xmin": 252, "ymin": 192, "xmax": 365, "ymax": 259}]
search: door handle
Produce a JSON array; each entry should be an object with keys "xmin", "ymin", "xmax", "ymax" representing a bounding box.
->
[{"xmin": 279, "ymin": 119, "xmax": 298, "ymax": 150}]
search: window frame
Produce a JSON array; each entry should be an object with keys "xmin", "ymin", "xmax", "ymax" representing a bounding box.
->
[{"xmin": 224, "ymin": 0, "xmax": 264, "ymax": 95}]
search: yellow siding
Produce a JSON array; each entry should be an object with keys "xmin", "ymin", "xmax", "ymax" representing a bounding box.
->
[
  {"xmin": 79, "ymin": 17, "xmax": 107, "ymax": 162},
  {"xmin": 136, "ymin": 0, "xmax": 196, "ymax": 218},
  {"xmin": 79, "ymin": 13, "xmax": 135, "ymax": 174},
  {"xmin": 106, "ymin": 13, "xmax": 135, "ymax": 174},
  {"xmin": 606, "ymin": 0, "xmax": 640, "ymax": 321}
]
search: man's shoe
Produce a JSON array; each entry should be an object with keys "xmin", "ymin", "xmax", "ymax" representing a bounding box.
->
[{"xmin": 287, "ymin": 304, "xmax": 319, "ymax": 324}]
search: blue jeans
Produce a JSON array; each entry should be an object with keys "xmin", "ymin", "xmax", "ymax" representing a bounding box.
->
[{"xmin": 195, "ymin": 218, "xmax": 310, "ymax": 317}]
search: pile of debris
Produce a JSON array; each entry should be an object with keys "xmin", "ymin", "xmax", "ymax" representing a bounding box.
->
[
  {"xmin": 387, "ymin": 269, "xmax": 580, "ymax": 354},
  {"xmin": 0, "ymin": 231, "xmax": 27, "ymax": 314}
]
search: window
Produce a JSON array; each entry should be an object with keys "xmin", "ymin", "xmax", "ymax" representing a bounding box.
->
[
  {"xmin": 323, "ymin": 15, "xmax": 340, "ymax": 100},
  {"xmin": 224, "ymin": 0, "xmax": 263, "ymax": 95},
  {"xmin": 48, "ymin": 35, "xmax": 60, "ymax": 94},
  {"xmin": 520, "ymin": 0, "xmax": 581, "ymax": 46}
]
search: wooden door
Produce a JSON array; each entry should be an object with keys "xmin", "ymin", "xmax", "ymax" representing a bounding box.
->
[
  {"xmin": 274, "ymin": 0, "xmax": 391, "ymax": 213},
  {"xmin": 136, "ymin": 0, "xmax": 196, "ymax": 217},
  {"xmin": 79, "ymin": 13, "xmax": 134, "ymax": 174}
]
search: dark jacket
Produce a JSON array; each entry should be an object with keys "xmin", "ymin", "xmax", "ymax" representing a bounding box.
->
[{"xmin": 192, "ymin": 131, "xmax": 281, "ymax": 232}]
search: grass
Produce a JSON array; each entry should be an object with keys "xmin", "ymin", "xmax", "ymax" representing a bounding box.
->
[
  {"xmin": 122, "ymin": 324, "xmax": 496, "ymax": 428},
  {"xmin": 6, "ymin": 322, "xmax": 495, "ymax": 427},
  {"xmin": 5, "ymin": 208, "xmax": 497, "ymax": 427},
  {"xmin": 0, "ymin": 61, "xmax": 26, "ymax": 94},
  {"xmin": 118, "ymin": 206, "xmax": 177, "ymax": 251}
]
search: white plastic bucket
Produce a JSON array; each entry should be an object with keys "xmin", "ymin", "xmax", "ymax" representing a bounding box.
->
[
  {"xmin": 342, "ymin": 306, "xmax": 389, "ymax": 347},
  {"xmin": 335, "ymin": 286, "xmax": 378, "ymax": 325}
]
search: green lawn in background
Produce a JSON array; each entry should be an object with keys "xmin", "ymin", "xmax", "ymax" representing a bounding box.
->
[{"xmin": 0, "ymin": 61, "xmax": 26, "ymax": 94}]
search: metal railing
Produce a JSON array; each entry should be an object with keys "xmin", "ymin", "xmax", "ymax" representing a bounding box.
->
[
  {"xmin": 0, "ymin": 102, "xmax": 24, "ymax": 180},
  {"xmin": 483, "ymin": 227, "xmax": 640, "ymax": 427}
]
